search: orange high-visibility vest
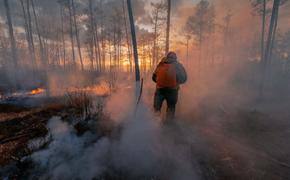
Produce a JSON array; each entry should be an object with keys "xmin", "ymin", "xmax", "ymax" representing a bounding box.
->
[{"xmin": 156, "ymin": 63, "xmax": 177, "ymax": 88}]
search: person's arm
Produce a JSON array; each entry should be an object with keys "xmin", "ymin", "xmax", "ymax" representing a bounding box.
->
[
  {"xmin": 176, "ymin": 62, "xmax": 187, "ymax": 84},
  {"xmin": 152, "ymin": 71, "xmax": 157, "ymax": 83},
  {"xmin": 152, "ymin": 66, "xmax": 158, "ymax": 83}
]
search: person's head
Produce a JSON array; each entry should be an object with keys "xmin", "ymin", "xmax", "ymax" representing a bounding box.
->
[{"xmin": 167, "ymin": 51, "xmax": 177, "ymax": 60}]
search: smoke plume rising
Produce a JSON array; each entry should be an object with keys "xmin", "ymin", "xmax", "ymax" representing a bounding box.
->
[{"xmin": 27, "ymin": 86, "xmax": 203, "ymax": 180}]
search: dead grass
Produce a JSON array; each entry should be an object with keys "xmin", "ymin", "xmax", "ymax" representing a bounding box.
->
[{"xmin": 65, "ymin": 91, "xmax": 93, "ymax": 118}]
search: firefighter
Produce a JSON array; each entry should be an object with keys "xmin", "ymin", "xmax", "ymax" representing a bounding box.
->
[{"xmin": 152, "ymin": 51, "xmax": 187, "ymax": 120}]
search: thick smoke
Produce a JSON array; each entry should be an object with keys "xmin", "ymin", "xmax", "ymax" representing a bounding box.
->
[
  {"xmin": 28, "ymin": 87, "xmax": 202, "ymax": 180},
  {"xmin": 1, "ymin": 0, "xmax": 290, "ymax": 179},
  {"xmin": 30, "ymin": 117, "xmax": 110, "ymax": 179}
]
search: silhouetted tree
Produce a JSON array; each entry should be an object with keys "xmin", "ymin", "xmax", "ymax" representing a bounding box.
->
[
  {"xmin": 260, "ymin": 0, "xmax": 281, "ymax": 97},
  {"xmin": 165, "ymin": 0, "xmax": 171, "ymax": 55},
  {"xmin": 250, "ymin": 0, "xmax": 272, "ymax": 63},
  {"xmin": 4, "ymin": 0, "xmax": 18, "ymax": 68},
  {"xmin": 127, "ymin": 0, "xmax": 140, "ymax": 82},
  {"xmin": 71, "ymin": 0, "xmax": 84, "ymax": 71},
  {"xmin": 186, "ymin": 0, "xmax": 215, "ymax": 73},
  {"xmin": 151, "ymin": 1, "xmax": 166, "ymax": 65}
]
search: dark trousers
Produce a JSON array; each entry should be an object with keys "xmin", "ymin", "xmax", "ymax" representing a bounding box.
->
[{"xmin": 154, "ymin": 88, "xmax": 178, "ymax": 120}]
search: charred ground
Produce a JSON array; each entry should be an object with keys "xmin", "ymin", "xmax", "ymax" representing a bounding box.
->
[{"xmin": 0, "ymin": 88, "xmax": 290, "ymax": 180}]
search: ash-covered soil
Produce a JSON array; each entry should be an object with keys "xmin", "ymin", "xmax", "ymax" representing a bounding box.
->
[
  {"xmin": 0, "ymin": 103, "xmax": 69, "ymax": 166},
  {"xmin": 1, "ymin": 98, "xmax": 290, "ymax": 180}
]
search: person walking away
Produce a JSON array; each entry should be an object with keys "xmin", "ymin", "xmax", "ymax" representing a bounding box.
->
[{"xmin": 152, "ymin": 51, "xmax": 187, "ymax": 120}]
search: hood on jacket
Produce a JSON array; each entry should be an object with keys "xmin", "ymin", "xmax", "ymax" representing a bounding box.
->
[
  {"xmin": 160, "ymin": 57, "xmax": 176, "ymax": 64},
  {"xmin": 163, "ymin": 51, "xmax": 177, "ymax": 64}
]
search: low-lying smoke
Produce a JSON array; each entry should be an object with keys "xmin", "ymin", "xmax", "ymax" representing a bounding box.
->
[{"xmin": 27, "ymin": 87, "xmax": 202, "ymax": 180}]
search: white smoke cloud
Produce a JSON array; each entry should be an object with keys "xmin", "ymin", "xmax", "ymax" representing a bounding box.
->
[
  {"xmin": 28, "ymin": 87, "xmax": 202, "ymax": 180},
  {"xmin": 30, "ymin": 116, "xmax": 111, "ymax": 179}
]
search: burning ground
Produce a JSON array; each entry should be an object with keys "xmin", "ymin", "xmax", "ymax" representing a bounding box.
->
[
  {"xmin": 1, "ymin": 0, "xmax": 290, "ymax": 179},
  {"xmin": 1, "ymin": 74, "xmax": 290, "ymax": 180},
  {"xmin": 0, "ymin": 83, "xmax": 202, "ymax": 179}
]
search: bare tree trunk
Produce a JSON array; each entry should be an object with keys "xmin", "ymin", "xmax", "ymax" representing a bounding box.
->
[
  {"xmin": 60, "ymin": 5, "xmax": 66, "ymax": 69},
  {"xmin": 127, "ymin": 0, "xmax": 141, "ymax": 82},
  {"xmin": 4, "ymin": 0, "xmax": 18, "ymax": 68},
  {"xmin": 109, "ymin": 34, "xmax": 112, "ymax": 72},
  {"xmin": 99, "ymin": 1, "xmax": 106, "ymax": 71},
  {"xmin": 259, "ymin": 0, "xmax": 280, "ymax": 98},
  {"xmin": 118, "ymin": 29, "xmax": 122, "ymax": 71},
  {"xmin": 31, "ymin": 0, "xmax": 45, "ymax": 66},
  {"xmin": 113, "ymin": 26, "xmax": 117, "ymax": 67},
  {"xmin": 0, "ymin": 45, "xmax": 7, "ymax": 68},
  {"xmin": 43, "ymin": 36, "xmax": 49, "ymax": 65},
  {"xmin": 0, "ymin": 24, "xmax": 9, "ymax": 68},
  {"xmin": 261, "ymin": 0, "xmax": 266, "ymax": 63},
  {"xmin": 165, "ymin": 0, "xmax": 171, "ymax": 55},
  {"xmin": 26, "ymin": 0, "xmax": 36, "ymax": 65},
  {"xmin": 31, "ymin": 0, "xmax": 50, "ymax": 96},
  {"xmin": 56, "ymin": 35, "xmax": 61, "ymax": 66},
  {"xmin": 89, "ymin": 0, "xmax": 96, "ymax": 70},
  {"xmin": 68, "ymin": 0, "xmax": 76, "ymax": 69},
  {"xmin": 198, "ymin": 27, "xmax": 203, "ymax": 76},
  {"xmin": 95, "ymin": 23, "xmax": 102, "ymax": 72},
  {"xmin": 153, "ymin": 11, "xmax": 159, "ymax": 65},
  {"xmin": 20, "ymin": 0, "xmax": 32, "ymax": 61},
  {"xmin": 88, "ymin": 41, "xmax": 94, "ymax": 70},
  {"xmin": 117, "ymin": 32, "xmax": 120, "ymax": 70},
  {"xmin": 122, "ymin": 0, "xmax": 132, "ymax": 72},
  {"xmin": 20, "ymin": 0, "xmax": 36, "ymax": 69},
  {"xmin": 71, "ymin": 0, "xmax": 84, "ymax": 71},
  {"xmin": 268, "ymin": 8, "xmax": 279, "ymax": 65},
  {"xmin": 88, "ymin": 0, "xmax": 102, "ymax": 72},
  {"xmin": 142, "ymin": 42, "xmax": 146, "ymax": 73},
  {"xmin": 94, "ymin": 32, "xmax": 100, "ymax": 71}
]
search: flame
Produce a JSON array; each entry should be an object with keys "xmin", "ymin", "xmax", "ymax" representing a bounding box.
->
[
  {"xmin": 67, "ymin": 82, "xmax": 111, "ymax": 96},
  {"xmin": 30, "ymin": 88, "xmax": 45, "ymax": 95}
]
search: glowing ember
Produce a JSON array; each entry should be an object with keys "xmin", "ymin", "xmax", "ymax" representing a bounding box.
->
[{"xmin": 29, "ymin": 88, "xmax": 45, "ymax": 95}]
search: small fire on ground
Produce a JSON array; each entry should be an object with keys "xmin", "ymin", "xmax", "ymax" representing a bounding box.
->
[{"xmin": 29, "ymin": 88, "xmax": 45, "ymax": 95}]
